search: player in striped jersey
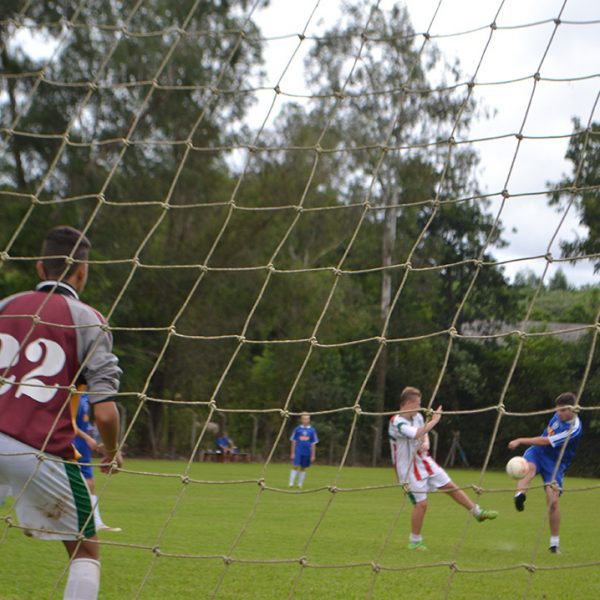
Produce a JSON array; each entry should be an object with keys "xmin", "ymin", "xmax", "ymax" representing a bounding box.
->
[
  {"xmin": 508, "ymin": 392, "xmax": 582, "ymax": 554},
  {"xmin": 389, "ymin": 387, "xmax": 498, "ymax": 550}
]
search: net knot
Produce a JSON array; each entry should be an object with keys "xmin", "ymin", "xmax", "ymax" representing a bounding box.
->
[
  {"xmin": 314, "ymin": 143, "xmax": 323, "ymax": 154},
  {"xmin": 328, "ymin": 485, "xmax": 338, "ymax": 494},
  {"xmin": 36, "ymin": 452, "xmax": 46, "ymax": 463},
  {"xmin": 371, "ymin": 562, "xmax": 381, "ymax": 573},
  {"xmin": 132, "ymin": 256, "xmax": 141, "ymax": 267},
  {"xmin": 518, "ymin": 330, "xmax": 528, "ymax": 340},
  {"xmin": 448, "ymin": 327, "xmax": 458, "ymax": 338},
  {"xmin": 449, "ymin": 560, "xmax": 458, "ymax": 572},
  {"xmin": 87, "ymin": 81, "xmax": 98, "ymax": 91},
  {"xmin": 274, "ymin": 85, "xmax": 281, "ymax": 94},
  {"xmin": 223, "ymin": 556, "xmax": 233, "ymax": 565},
  {"xmin": 490, "ymin": 21, "xmax": 497, "ymax": 30},
  {"xmin": 152, "ymin": 545, "xmax": 161, "ymax": 556},
  {"xmin": 229, "ymin": 199, "xmax": 237, "ymax": 207},
  {"xmin": 405, "ymin": 261, "xmax": 413, "ymax": 271},
  {"xmin": 247, "ymin": 144, "xmax": 257, "ymax": 153},
  {"xmin": 376, "ymin": 336, "xmax": 387, "ymax": 346},
  {"xmin": 32, "ymin": 314, "xmax": 41, "ymax": 324},
  {"xmin": 524, "ymin": 564, "xmax": 536, "ymax": 573},
  {"xmin": 332, "ymin": 267, "xmax": 342, "ymax": 277},
  {"xmin": 299, "ymin": 556, "xmax": 307, "ymax": 566},
  {"xmin": 497, "ymin": 403, "xmax": 506, "ymax": 415},
  {"xmin": 257, "ymin": 478, "xmax": 265, "ymax": 488},
  {"xmin": 137, "ymin": 393, "xmax": 148, "ymax": 402},
  {"xmin": 501, "ymin": 189, "xmax": 510, "ymax": 199},
  {"xmin": 199, "ymin": 264, "xmax": 209, "ymax": 273},
  {"xmin": 309, "ymin": 336, "xmax": 318, "ymax": 346},
  {"xmin": 294, "ymin": 205, "xmax": 304, "ymax": 213},
  {"xmin": 208, "ymin": 400, "xmax": 217, "ymax": 410},
  {"xmin": 267, "ymin": 263, "xmax": 275, "ymax": 272},
  {"xmin": 353, "ymin": 404, "xmax": 362, "ymax": 415},
  {"xmin": 474, "ymin": 258, "xmax": 483, "ymax": 268},
  {"xmin": 69, "ymin": 384, "xmax": 78, "ymax": 395},
  {"xmin": 447, "ymin": 136, "xmax": 455, "ymax": 145},
  {"xmin": 545, "ymin": 252, "xmax": 553, "ymax": 263},
  {"xmin": 554, "ymin": 18, "xmax": 562, "ymax": 25},
  {"xmin": 237, "ymin": 335, "xmax": 246, "ymax": 344},
  {"xmin": 181, "ymin": 475, "xmax": 190, "ymax": 485},
  {"xmin": 363, "ymin": 200, "xmax": 372, "ymax": 210},
  {"xmin": 472, "ymin": 484, "xmax": 483, "ymax": 496},
  {"xmin": 298, "ymin": 33, "xmax": 305, "ymax": 41},
  {"xmin": 97, "ymin": 192, "xmax": 106, "ymax": 204},
  {"xmin": 533, "ymin": 72, "xmax": 541, "ymax": 81},
  {"xmin": 0, "ymin": 251, "xmax": 9, "ymax": 261},
  {"xmin": 467, "ymin": 80, "xmax": 475, "ymax": 90},
  {"xmin": 280, "ymin": 409, "xmax": 290, "ymax": 419},
  {"xmin": 515, "ymin": 133, "xmax": 523, "ymax": 141},
  {"xmin": 422, "ymin": 32, "xmax": 431, "ymax": 41},
  {"xmin": 3, "ymin": 515, "xmax": 13, "ymax": 527},
  {"xmin": 65, "ymin": 256, "xmax": 74, "ymax": 265}
]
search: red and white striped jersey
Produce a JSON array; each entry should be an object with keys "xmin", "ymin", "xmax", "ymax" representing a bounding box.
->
[{"xmin": 389, "ymin": 413, "xmax": 438, "ymax": 483}]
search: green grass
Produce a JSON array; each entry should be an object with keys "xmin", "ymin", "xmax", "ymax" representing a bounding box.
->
[{"xmin": 1, "ymin": 460, "xmax": 600, "ymax": 599}]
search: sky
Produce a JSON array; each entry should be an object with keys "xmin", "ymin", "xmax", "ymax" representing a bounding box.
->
[
  {"xmin": 250, "ymin": 0, "xmax": 600, "ymax": 287},
  {"xmin": 10, "ymin": 0, "xmax": 599, "ymax": 286}
]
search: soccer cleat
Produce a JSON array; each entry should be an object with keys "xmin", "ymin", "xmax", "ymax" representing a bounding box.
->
[
  {"xmin": 97, "ymin": 524, "xmax": 122, "ymax": 533},
  {"xmin": 549, "ymin": 545, "xmax": 561, "ymax": 554},
  {"xmin": 475, "ymin": 509, "xmax": 498, "ymax": 522},
  {"xmin": 407, "ymin": 541, "xmax": 428, "ymax": 551},
  {"xmin": 514, "ymin": 493, "xmax": 526, "ymax": 512}
]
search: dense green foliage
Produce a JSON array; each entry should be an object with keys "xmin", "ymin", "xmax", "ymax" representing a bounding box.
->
[
  {"xmin": 0, "ymin": 1, "xmax": 598, "ymax": 471},
  {"xmin": 2, "ymin": 461, "xmax": 600, "ymax": 599}
]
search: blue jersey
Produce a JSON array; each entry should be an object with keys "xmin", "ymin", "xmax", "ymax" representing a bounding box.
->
[
  {"xmin": 539, "ymin": 412, "xmax": 582, "ymax": 469},
  {"xmin": 290, "ymin": 425, "xmax": 318, "ymax": 456},
  {"xmin": 73, "ymin": 393, "xmax": 92, "ymax": 457}
]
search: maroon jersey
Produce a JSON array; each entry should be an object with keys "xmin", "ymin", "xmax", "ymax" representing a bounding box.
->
[{"xmin": 0, "ymin": 282, "xmax": 121, "ymax": 458}]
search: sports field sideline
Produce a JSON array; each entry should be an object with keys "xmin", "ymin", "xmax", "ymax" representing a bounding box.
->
[{"xmin": 1, "ymin": 460, "xmax": 599, "ymax": 599}]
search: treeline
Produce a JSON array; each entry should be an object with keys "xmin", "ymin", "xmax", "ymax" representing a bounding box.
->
[{"xmin": 1, "ymin": 1, "xmax": 598, "ymax": 474}]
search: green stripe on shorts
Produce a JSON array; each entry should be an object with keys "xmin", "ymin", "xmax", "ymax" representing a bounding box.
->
[
  {"xmin": 407, "ymin": 491, "xmax": 417, "ymax": 506},
  {"xmin": 64, "ymin": 462, "xmax": 96, "ymax": 538}
]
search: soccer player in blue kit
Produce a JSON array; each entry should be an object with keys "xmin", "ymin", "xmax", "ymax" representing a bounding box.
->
[
  {"xmin": 289, "ymin": 413, "xmax": 318, "ymax": 488},
  {"xmin": 508, "ymin": 392, "xmax": 582, "ymax": 554}
]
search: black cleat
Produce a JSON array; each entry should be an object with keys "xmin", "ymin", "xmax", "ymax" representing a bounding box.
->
[
  {"xmin": 549, "ymin": 545, "xmax": 561, "ymax": 554},
  {"xmin": 514, "ymin": 493, "xmax": 526, "ymax": 512}
]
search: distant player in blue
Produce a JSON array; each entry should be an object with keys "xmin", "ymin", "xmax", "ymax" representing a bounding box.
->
[
  {"xmin": 73, "ymin": 392, "xmax": 121, "ymax": 532},
  {"xmin": 289, "ymin": 414, "xmax": 318, "ymax": 488},
  {"xmin": 508, "ymin": 392, "xmax": 582, "ymax": 554}
]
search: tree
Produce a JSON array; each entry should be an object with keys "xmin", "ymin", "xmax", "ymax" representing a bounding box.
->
[{"xmin": 548, "ymin": 118, "xmax": 600, "ymax": 271}]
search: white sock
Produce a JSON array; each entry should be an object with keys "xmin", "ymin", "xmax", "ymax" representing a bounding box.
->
[
  {"xmin": 289, "ymin": 470, "xmax": 297, "ymax": 486},
  {"xmin": 298, "ymin": 471, "xmax": 306, "ymax": 486},
  {"xmin": 64, "ymin": 558, "xmax": 100, "ymax": 600},
  {"xmin": 515, "ymin": 491, "xmax": 525, "ymax": 497},
  {"xmin": 550, "ymin": 536, "xmax": 560, "ymax": 547},
  {"xmin": 91, "ymin": 495, "xmax": 105, "ymax": 528},
  {"xmin": 470, "ymin": 504, "xmax": 481, "ymax": 517},
  {"xmin": 409, "ymin": 533, "xmax": 422, "ymax": 543}
]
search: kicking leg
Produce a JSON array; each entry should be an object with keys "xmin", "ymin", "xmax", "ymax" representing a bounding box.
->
[
  {"xmin": 439, "ymin": 481, "xmax": 498, "ymax": 522},
  {"xmin": 514, "ymin": 462, "xmax": 536, "ymax": 512}
]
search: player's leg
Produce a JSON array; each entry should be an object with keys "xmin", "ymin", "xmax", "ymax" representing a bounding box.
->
[
  {"xmin": 407, "ymin": 476, "xmax": 428, "ymax": 549},
  {"xmin": 545, "ymin": 476, "xmax": 562, "ymax": 553},
  {"xmin": 297, "ymin": 456, "xmax": 310, "ymax": 488},
  {"xmin": 515, "ymin": 448, "xmax": 540, "ymax": 512},
  {"xmin": 63, "ymin": 538, "xmax": 101, "ymax": 600},
  {"xmin": 438, "ymin": 479, "xmax": 498, "ymax": 522},
  {"xmin": 289, "ymin": 461, "xmax": 299, "ymax": 487}
]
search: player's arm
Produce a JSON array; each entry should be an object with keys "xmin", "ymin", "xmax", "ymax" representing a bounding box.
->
[
  {"xmin": 508, "ymin": 436, "xmax": 551, "ymax": 450},
  {"xmin": 93, "ymin": 401, "xmax": 123, "ymax": 472},
  {"xmin": 414, "ymin": 406, "xmax": 442, "ymax": 438},
  {"xmin": 76, "ymin": 428, "xmax": 98, "ymax": 452},
  {"xmin": 290, "ymin": 439, "xmax": 296, "ymax": 460}
]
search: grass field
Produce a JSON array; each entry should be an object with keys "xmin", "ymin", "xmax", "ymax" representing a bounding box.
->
[{"xmin": 1, "ymin": 460, "xmax": 599, "ymax": 599}]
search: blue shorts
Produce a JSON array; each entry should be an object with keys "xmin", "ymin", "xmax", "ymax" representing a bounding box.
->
[
  {"xmin": 293, "ymin": 454, "xmax": 311, "ymax": 469},
  {"xmin": 74, "ymin": 437, "xmax": 93, "ymax": 480},
  {"xmin": 524, "ymin": 446, "xmax": 566, "ymax": 489}
]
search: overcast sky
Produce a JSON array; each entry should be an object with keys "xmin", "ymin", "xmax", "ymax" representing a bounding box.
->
[{"xmin": 251, "ymin": 0, "xmax": 599, "ymax": 287}]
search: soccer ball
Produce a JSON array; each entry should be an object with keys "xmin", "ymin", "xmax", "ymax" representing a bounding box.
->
[{"xmin": 506, "ymin": 456, "xmax": 528, "ymax": 479}]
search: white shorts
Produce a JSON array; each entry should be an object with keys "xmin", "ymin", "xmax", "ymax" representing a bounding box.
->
[
  {"xmin": 400, "ymin": 463, "xmax": 451, "ymax": 504},
  {"xmin": 0, "ymin": 432, "xmax": 95, "ymax": 541}
]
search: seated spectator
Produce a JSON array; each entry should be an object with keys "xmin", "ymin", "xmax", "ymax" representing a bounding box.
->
[{"xmin": 216, "ymin": 431, "xmax": 237, "ymax": 461}]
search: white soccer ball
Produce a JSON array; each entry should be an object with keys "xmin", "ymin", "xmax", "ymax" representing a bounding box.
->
[{"xmin": 506, "ymin": 456, "xmax": 529, "ymax": 480}]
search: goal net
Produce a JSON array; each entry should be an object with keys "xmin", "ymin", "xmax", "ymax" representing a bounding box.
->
[{"xmin": 1, "ymin": 0, "xmax": 599, "ymax": 597}]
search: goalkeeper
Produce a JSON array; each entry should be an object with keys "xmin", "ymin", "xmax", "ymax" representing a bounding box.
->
[{"xmin": 389, "ymin": 387, "xmax": 498, "ymax": 550}]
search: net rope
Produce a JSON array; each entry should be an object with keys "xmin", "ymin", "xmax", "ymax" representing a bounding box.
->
[{"xmin": 0, "ymin": 0, "xmax": 599, "ymax": 598}]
